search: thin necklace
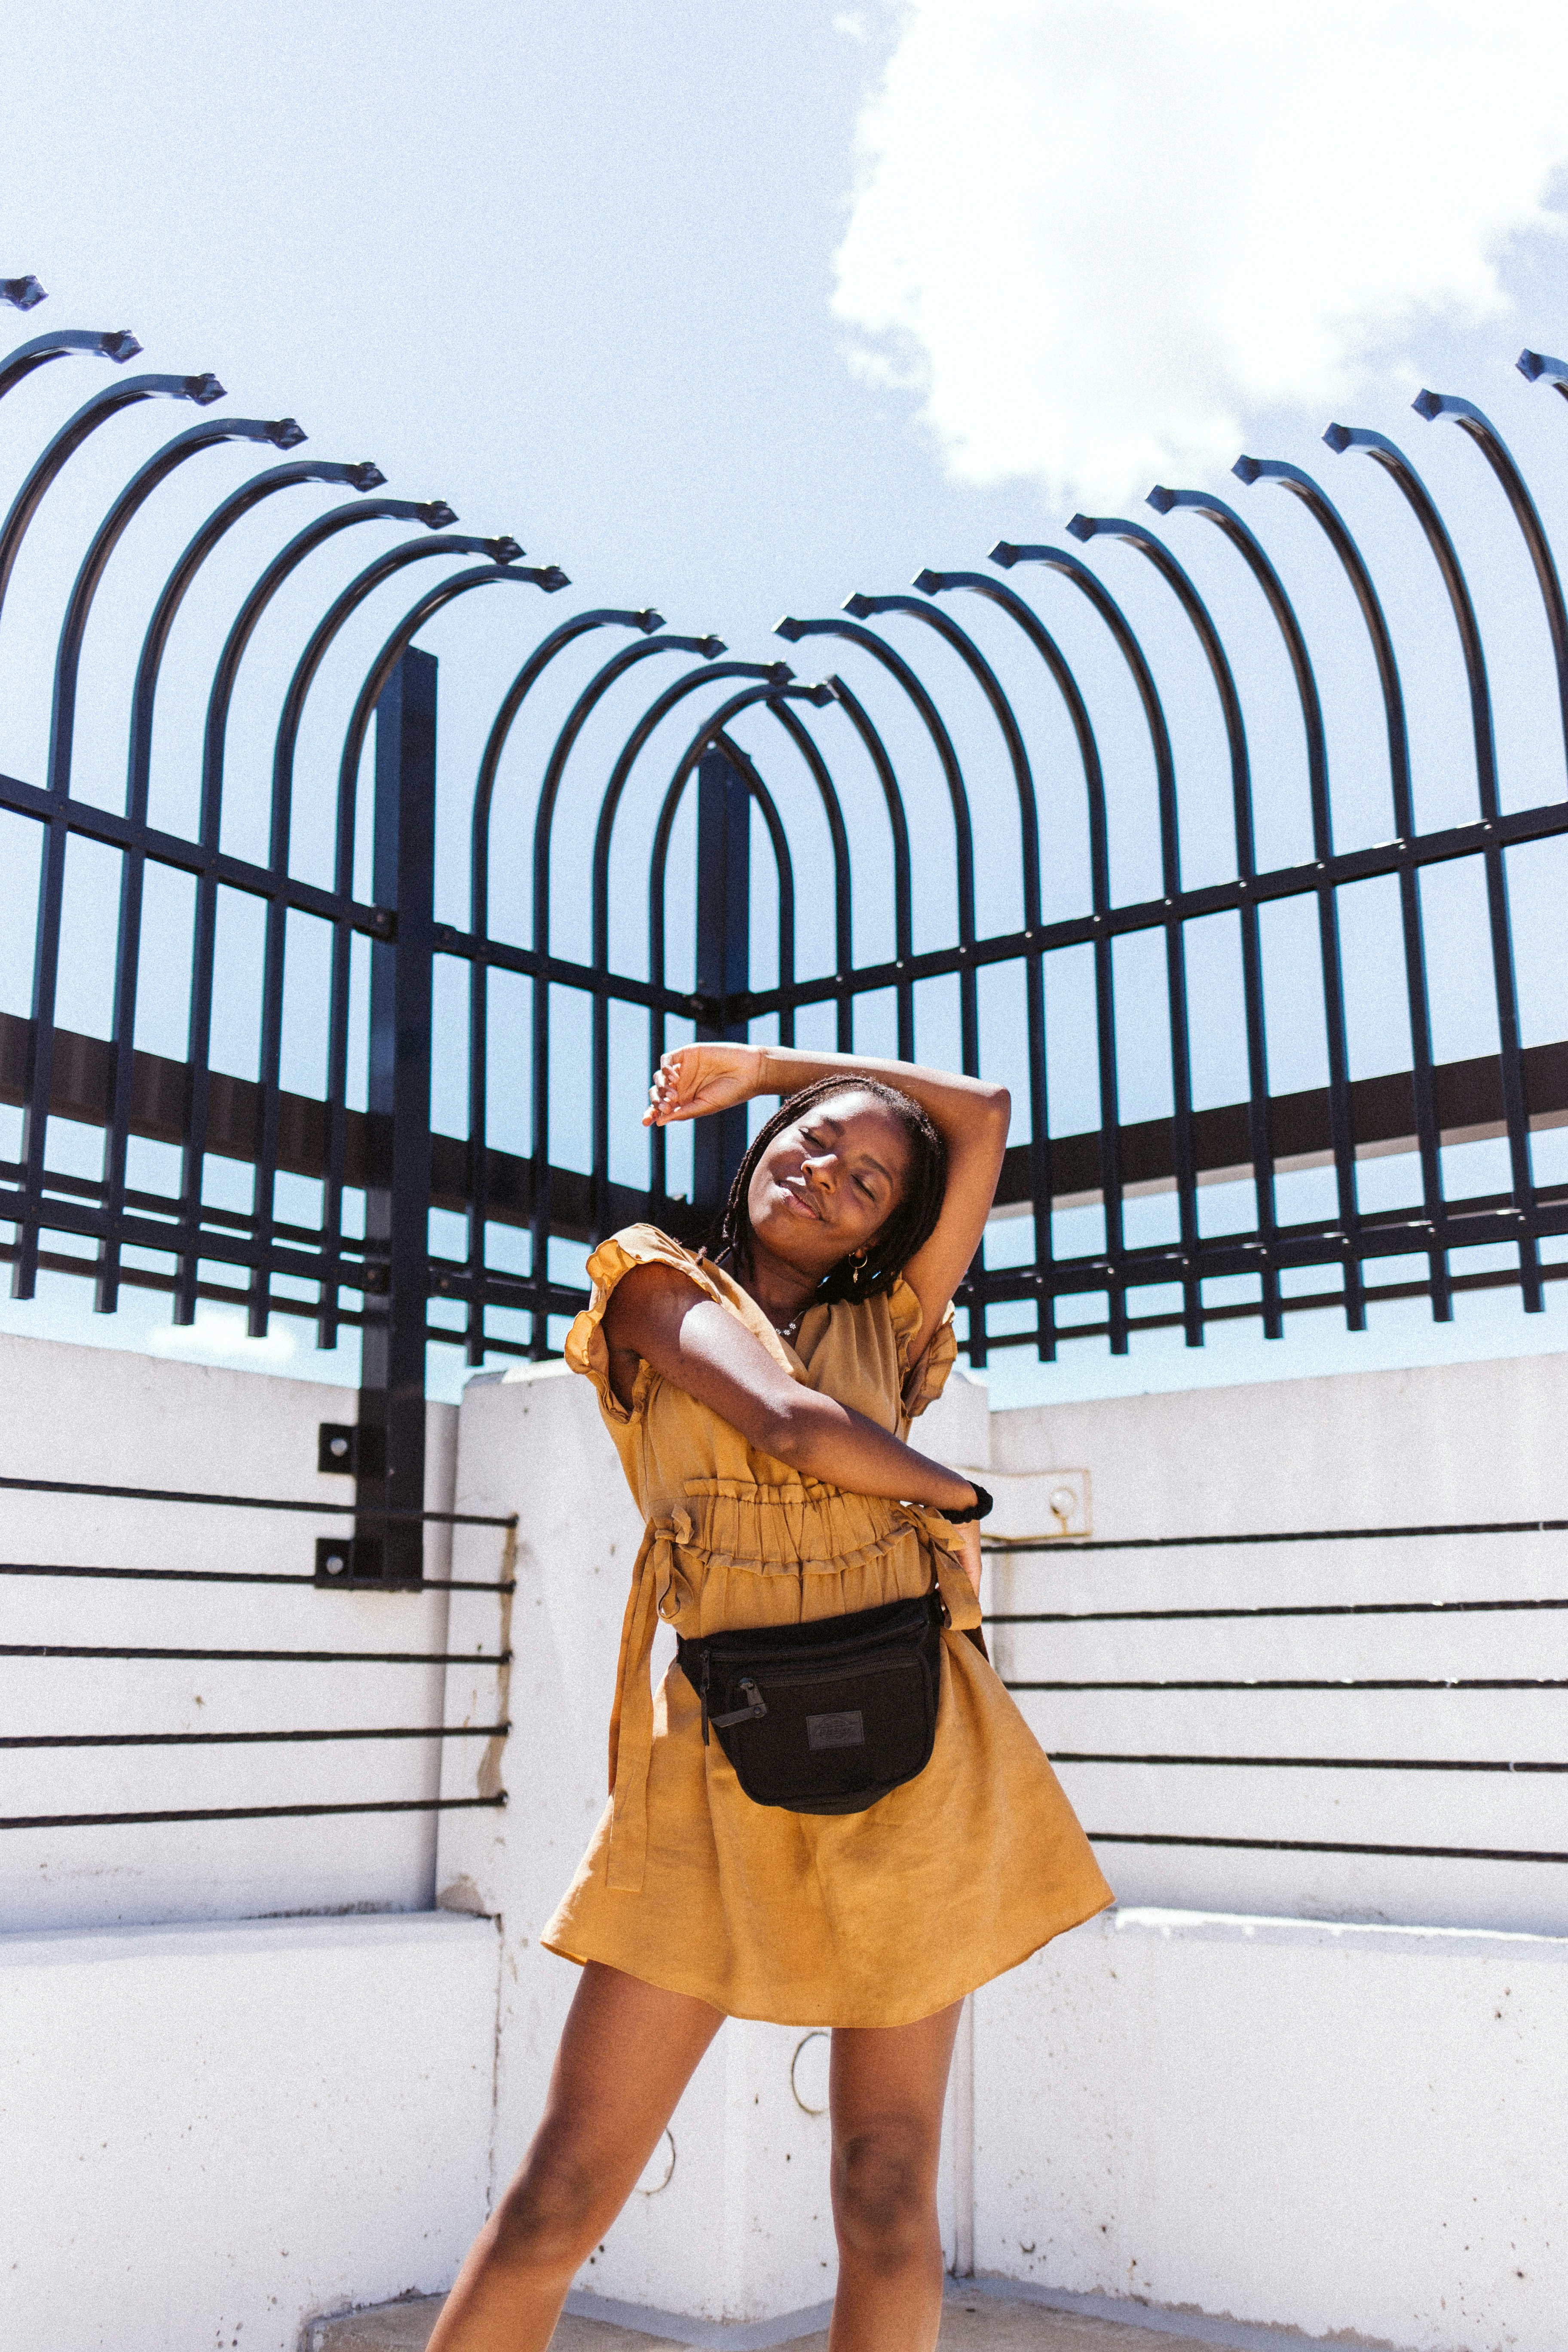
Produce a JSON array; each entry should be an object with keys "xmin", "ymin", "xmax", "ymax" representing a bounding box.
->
[{"xmin": 717, "ymin": 1248, "xmax": 806, "ymax": 1345}]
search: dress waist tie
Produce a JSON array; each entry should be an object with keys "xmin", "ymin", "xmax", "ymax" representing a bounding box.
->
[
  {"xmin": 605, "ymin": 1509, "xmax": 691, "ymax": 1894},
  {"xmin": 908, "ymin": 1505, "xmax": 985, "ymax": 1638}
]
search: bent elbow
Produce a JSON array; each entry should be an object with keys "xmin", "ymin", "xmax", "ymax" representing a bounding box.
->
[
  {"xmin": 975, "ymin": 1084, "xmax": 1011, "ymax": 1143},
  {"xmin": 756, "ymin": 1396, "xmax": 817, "ymax": 1472}
]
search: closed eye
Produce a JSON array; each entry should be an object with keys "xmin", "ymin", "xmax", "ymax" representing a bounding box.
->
[{"xmin": 802, "ymin": 1126, "xmax": 881, "ymax": 1201}]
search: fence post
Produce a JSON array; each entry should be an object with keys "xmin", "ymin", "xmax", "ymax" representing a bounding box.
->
[
  {"xmin": 357, "ymin": 647, "xmax": 436, "ymax": 1585},
  {"xmin": 693, "ymin": 745, "xmax": 751, "ymax": 1213}
]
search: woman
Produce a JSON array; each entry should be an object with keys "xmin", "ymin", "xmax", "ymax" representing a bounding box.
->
[{"xmin": 428, "ymin": 1044, "xmax": 1111, "ymax": 2352}]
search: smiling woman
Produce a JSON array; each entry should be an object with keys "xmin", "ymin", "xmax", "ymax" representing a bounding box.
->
[{"xmin": 425, "ymin": 1044, "xmax": 1112, "ymax": 2352}]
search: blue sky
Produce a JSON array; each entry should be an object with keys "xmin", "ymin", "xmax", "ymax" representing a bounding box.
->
[{"xmin": 4, "ymin": 0, "xmax": 1568, "ymax": 1407}]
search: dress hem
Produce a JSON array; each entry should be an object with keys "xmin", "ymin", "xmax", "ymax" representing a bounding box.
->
[{"xmin": 537, "ymin": 1886, "xmax": 1115, "ymax": 2031}]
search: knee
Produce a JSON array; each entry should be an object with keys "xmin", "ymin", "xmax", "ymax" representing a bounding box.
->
[
  {"xmin": 487, "ymin": 2144, "xmax": 605, "ymax": 2279},
  {"xmin": 831, "ymin": 2121, "xmax": 936, "ymax": 2272}
]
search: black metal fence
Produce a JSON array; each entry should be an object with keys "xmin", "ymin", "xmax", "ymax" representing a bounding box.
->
[{"xmin": 4, "ymin": 273, "xmax": 1568, "ymax": 1580}]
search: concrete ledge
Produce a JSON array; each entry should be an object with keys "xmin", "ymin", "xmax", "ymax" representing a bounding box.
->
[
  {"xmin": 977, "ymin": 1906, "xmax": 1568, "ymax": 2352},
  {"xmin": 0, "ymin": 1912, "xmax": 500, "ymax": 2352}
]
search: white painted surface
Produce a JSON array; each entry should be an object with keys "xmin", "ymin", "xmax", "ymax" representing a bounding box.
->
[
  {"xmin": 0, "ymin": 1911, "xmax": 499, "ymax": 2352},
  {"xmin": 7, "ymin": 1326, "xmax": 1567, "ymax": 2348},
  {"xmin": 987, "ymin": 1349, "xmax": 1568, "ymax": 1933},
  {"xmin": 975, "ymin": 1906, "xmax": 1568, "ymax": 2352},
  {"xmin": 0, "ymin": 1330, "xmax": 465, "ymax": 1929}
]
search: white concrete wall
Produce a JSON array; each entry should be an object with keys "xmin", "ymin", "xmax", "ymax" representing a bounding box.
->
[
  {"xmin": 0, "ymin": 1331, "xmax": 463, "ymax": 1930},
  {"xmin": 976, "ymin": 1906, "xmax": 1568, "ymax": 2352},
  {"xmin": 0, "ymin": 1911, "xmax": 499, "ymax": 2352},
  {"xmin": 984, "ymin": 1351, "xmax": 1568, "ymax": 1934},
  {"xmin": 9, "ymin": 1326, "xmax": 1567, "ymax": 2348}
]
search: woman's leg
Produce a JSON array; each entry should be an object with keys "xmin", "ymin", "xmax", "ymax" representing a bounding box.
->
[
  {"xmin": 425, "ymin": 1960, "xmax": 724, "ymax": 2352},
  {"xmin": 826, "ymin": 2000, "xmax": 963, "ymax": 2352}
]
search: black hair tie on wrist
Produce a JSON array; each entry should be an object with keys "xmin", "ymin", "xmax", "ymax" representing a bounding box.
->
[{"xmin": 941, "ymin": 1480, "xmax": 993, "ymax": 1525}]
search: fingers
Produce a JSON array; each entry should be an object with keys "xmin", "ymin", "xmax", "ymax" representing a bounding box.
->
[{"xmin": 643, "ymin": 1047, "xmax": 694, "ymax": 1128}]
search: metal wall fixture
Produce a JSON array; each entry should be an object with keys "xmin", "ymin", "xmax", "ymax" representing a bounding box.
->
[{"xmin": 3, "ymin": 276, "xmax": 1568, "ymax": 1579}]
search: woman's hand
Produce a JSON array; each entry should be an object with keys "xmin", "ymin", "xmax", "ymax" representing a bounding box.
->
[{"xmin": 643, "ymin": 1042, "xmax": 768, "ymax": 1128}]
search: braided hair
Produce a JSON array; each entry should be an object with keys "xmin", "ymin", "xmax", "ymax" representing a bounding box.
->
[{"xmin": 710, "ymin": 1074, "xmax": 947, "ymax": 1304}]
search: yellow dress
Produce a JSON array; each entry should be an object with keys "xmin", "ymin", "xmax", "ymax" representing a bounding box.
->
[{"xmin": 541, "ymin": 1225, "xmax": 1113, "ymax": 2027}]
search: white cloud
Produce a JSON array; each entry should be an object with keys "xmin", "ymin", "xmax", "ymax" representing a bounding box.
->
[{"xmin": 832, "ymin": 0, "xmax": 1568, "ymax": 506}]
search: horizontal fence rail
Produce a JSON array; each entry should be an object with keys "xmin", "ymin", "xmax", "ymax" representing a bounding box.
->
[{"xmin": 985, "ymin": 1519, "xmax": 1568, "ymax": 1879}]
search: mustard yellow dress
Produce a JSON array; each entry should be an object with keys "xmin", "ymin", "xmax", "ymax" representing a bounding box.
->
[{"xmin": 541, "ymin": 1225, "xmax": 1112, "ymax": 2027}]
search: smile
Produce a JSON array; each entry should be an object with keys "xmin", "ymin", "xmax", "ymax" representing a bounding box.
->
[{"xmin": 780, "ymin": 1180, "xmax": 821, "ymax": 1219}]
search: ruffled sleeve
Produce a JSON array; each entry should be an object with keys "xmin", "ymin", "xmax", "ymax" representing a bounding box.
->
[
  {"xmin": 887, "ymin": 1274, "xmax": 959, "ymax": 1421},
  {"xmin": 564, "ymin": 1224, "xmax": 727, "ymax": 1424}
]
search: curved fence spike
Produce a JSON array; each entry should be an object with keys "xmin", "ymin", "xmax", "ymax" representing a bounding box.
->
[
  {"xmin": 172, "ymin": 520, "xmax": 479, "ymax": 1328},
  {"xmin": 820, "ymin": 673, "xmax": 916, "ymax": 1060},
  {"xmin": 1324, "ymin": 421, "xmax": 1542, "ymax": 1311},
  {"xmin": 986, "ymin": 540, "xmax": 1204, "ymax": 1349},
  {"xmin": 606, "ymin": 679, "xmax": 823, "ymax": 1241},
  {"xmin": 0, "ymin": 324, "xmax": 139, "ymax": 406},
  {"xmin": 459, "ymin": 606, "xmax": 663, "ymax": 1360},
  {"xmin": 524, "ymin": 633, "xmax": 727, "ymax": 1343},
  {"xmin": 0, "ymin": 370, "xmax": 222, "ymax": 650},
  {"xmin": 1228, "ymin": 458, "xmax": 1449, "ymax": 1323},
  {"xmin": 870, "ymin": 583, "xmax": 1054, "ymax": 1355},
  {"xmin": 777, "ymin": 611, "xmax": 979, "ymax": 1078},
  {"xmin": 766, "ymin": 698, "xmax": 852, "ymax": 1047},
  {"xmin": 0, "ymin": 276, "xmax": 46, "ymax": 310},
  {"xmin": 1139, "ymin": 485, "xmax": 1366, "ymax": 1330},
  {"xmin": 271, "ymin": 534, "xmax": 522, "ymax": 873},
  {"xmin": 199, "ymin": 497, "xmax": 454, "ymax": 843},
  {"xmin": 1517, "ymin": 348, "xmax": 1568, "ymax": 399},
  {"xmin": 582, "ymin": 660, "xmax": 795, "ymax": 1266},
  {"xmin": 1412, "ymin": 390, "xmax": 1568, "ymax": 776},
  {"xmin": 127, "ymin": 458, "xmax": 385, "ymax": 825},
  {"xmin": 276, "ymin": 558, "xmax": 565, "ymax": 1348},
  {"xmin": 47, "ymin": 416, "xmax": 307, "ymax": 803},
  {"xmin": 1067, "ymin": 509, "xmax": 1284, "ymax": 1339},
  {"xmin": 93, "ymin": 452, "xmax": 389, "ymax": 1317}
]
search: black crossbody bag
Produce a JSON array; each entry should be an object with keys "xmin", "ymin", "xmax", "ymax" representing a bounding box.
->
[{"xmin": 676, "ymin": 1589, "xmax": 945, "ymax": 1816}]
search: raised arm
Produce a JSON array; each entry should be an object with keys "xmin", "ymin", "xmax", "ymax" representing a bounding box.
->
[
  {"xmin": 644, "ymin": 1042, "xmax": 1009, "ymax": 1350},
  {"xmin": 601, "ymin": 1262, "xmax": 981, "ymax": 1513}
]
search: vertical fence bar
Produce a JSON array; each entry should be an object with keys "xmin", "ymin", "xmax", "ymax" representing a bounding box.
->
[
  {"xmin": 693, "ymin": 746, "xmax": 751, "ymax": 1213},
  {"xmin": 354, "ymin": 647, "xmax": 435, "ymax": 1583},
  {"xmin": 11, "ymin": 805, "xmax": 72, "ymax": 1301}
]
